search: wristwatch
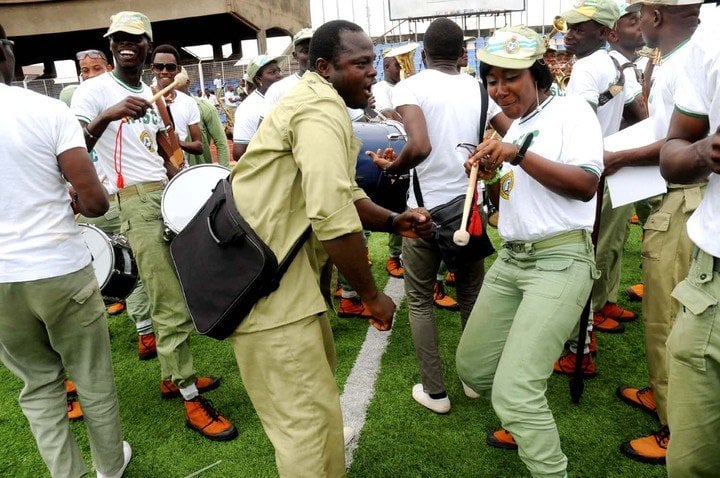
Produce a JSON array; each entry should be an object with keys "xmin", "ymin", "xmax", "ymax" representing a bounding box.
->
[{"xmin": 511, "ymin": 134, "xmax": 533, "ymax": 166}]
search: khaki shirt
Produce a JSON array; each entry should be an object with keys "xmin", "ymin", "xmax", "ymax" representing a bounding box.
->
[{"xmin": 230, "ymin": 71, "xmax": 368, "ymax": 333}]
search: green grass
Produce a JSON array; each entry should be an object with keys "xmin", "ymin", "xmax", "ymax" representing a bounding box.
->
[{"xmin": 0, "ymin": 224, "xmax": 666, "ymax": 477}]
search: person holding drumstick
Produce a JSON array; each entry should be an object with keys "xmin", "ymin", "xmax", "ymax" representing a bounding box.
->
[
  {"xmin": 71, "ymin": 11, "xmax": 237, "ymax": 441},
  {"xmin": 455, "ymin": 26, "xmax": 603, "ymax": 478}
]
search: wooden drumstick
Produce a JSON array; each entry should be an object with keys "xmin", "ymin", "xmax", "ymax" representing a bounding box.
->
[
  {"xmin": 148, "ymin": 70, "xmax": 189, "ymax": 104},
  {"xmin": 453, "ymin": 162, "xmax": 478, "ymax": 246},
  {"xmin": 123, "ymin": 70, "xmax": 189, "ymax": 123}
]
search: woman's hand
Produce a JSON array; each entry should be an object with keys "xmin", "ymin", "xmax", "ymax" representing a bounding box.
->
[{"xmin": 469, "ymin": 139, "xmax": 519, "ymax": 171}]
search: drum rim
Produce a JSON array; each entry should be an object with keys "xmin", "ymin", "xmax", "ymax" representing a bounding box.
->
[
  {"xmin": 161, "ymin": 164, "xmax": 230, "ymax": 234},
  {"xmin": 77, "ymin": 222, "xmax": 115, "ymax": 290}
]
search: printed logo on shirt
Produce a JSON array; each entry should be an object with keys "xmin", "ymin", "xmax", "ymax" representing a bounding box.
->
[
  {"xmin": 127, "ymin": 109, "xmax": 160, "ymax": 126},
  {"xmin": 139, "ymin": 130, "xmax": 156, "ymax": 153},
  {"xmin": 499, "ymin": 170, "xmax": 514, "ymax": 200}
]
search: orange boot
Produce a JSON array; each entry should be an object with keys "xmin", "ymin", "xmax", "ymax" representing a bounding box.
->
[
  {"xmin": 553, "ymin": 352, "xmax": 597, "ymax": 377},
  {"xmin": 616, "ymin": 386, "xmax": 657, "ymax": 415},
  {"xmin": 433, "ymin": 281, "xmax": 459, "ymax": 311},
  {"xmin": 486, "ymin": 429, "xmax": 517, "ymax": 450},
  {"xmin": 620, "ymin": 426, "xmax": 669, "ymax": 464},
  {"xmin": 67, "ymin": 398, "xmax": 83, "ymax": 421},
  {"xmin": 138, "ymin": 332, "xmax": 157, "ymax": 361},
  {"xmin": 184, "ymin": 396, "xmax": 238, "ymax": 441}
]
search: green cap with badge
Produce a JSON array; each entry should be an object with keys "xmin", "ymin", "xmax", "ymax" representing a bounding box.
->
[
  {"xmin": 246, "ymin": 55, "xmax": 280, "ymax": 84},
  {"xmin": 561, "ymin": 0, "xmax": 621, "ymax": 29},
  {"xmin": 476, "ymin": 26, "xmax": 546, "ymax": 69},
  {"xmin": 104, "ymin": 11, "xmax": 153, "ymax": 41},
  {"xmin": 293, "ymin": 28, "xmax": 313, "ymax": 45}
]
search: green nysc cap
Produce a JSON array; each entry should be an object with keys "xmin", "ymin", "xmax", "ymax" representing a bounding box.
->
[
  {"xmin": 293, "ymin": 28, "xmax": 313, "ymax": 45},
  {"xmin": 246, "ymin": 55, "xmax": 280, "ymax": 84},
  {"xmin": 476, "ymin": 26, "xmax": 546, "ymax": 69},
  {"xmin": 561, "ymin": 0, "xmax": 620, "ymax": 29},
  {"xmin": 104, "ymin": 11, "xmax": 153, "ymax": 41}
]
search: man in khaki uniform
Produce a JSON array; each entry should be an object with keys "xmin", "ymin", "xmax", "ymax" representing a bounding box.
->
[
  {"xmin": 229, "ymin": 20, "xmax": 431, "ymax": 476},
  {"xmin": 607, "ymin": 0, "xmax": 704, "ymax": 464}
]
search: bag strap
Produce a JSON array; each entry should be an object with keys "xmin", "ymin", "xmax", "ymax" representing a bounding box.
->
[
  {"xmin": 598, "ymin": 55, "xmax": 626, "ymax": 106},
  {"xmin": 275, "ymin": 226, "xmax": 312, "ymax": 281},
  {"xmin": 411, "ymin": 79, "xmax": 489, "ymax": 208}
]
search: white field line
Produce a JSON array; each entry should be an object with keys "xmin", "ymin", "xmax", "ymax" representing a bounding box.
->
[{"xmin": 341, "ymin": 276, "xmax": 405, "ymax": 468}]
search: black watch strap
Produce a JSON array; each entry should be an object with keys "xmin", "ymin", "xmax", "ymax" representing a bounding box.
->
[{"xmin": 511, "ymin": 134, "xmax": 533, "ymax": 166}]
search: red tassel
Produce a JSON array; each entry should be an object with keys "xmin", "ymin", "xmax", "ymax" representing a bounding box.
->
[
  {"xmin": 116, "ymin": 173, "xmax": 125, "ymax": 189},
  {"xmin": 468, "ymin": 191, "xmax": 483, "ymax": 237}
]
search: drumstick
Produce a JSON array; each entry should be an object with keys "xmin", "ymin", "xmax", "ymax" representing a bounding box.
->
[
  {"xmin": 453, "ymin": 130, "xmax": 499, "ymax": 246},
  {"xmin": 123, "ymin": 70, "xmax": 189, "ymax": 123},
  {"xmin": 148, "ymin": 70, "xmax": 189, "ymax": 104},
  {"xmin": 452, "ymin": 163, "xmax": 478, "ymax": 246}
]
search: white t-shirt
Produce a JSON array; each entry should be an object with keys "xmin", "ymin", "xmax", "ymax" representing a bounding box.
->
[
  {"xmin": 0, "ymin": 84, "xmax": 91, "ymax": 282},
  {"xmin": 72, "ymin": 72, "xmax": 167, "ymax": 188},
  {"xmin": 371, "ymin": 80, "xmax": 394, "ymax": 113},
  {"xmin": 675, "ymin": 6, "xmax": 720, "ymax": 258},
  {"xmin": 224, "ymin": 90, "xmax": 238, "ymax": 106},
  {"xmin": 498, "ymin": 95, "xmax": 604, "ymax": 242},
  {"xmin": 566, "ymin": 48, "xmax": 626, "ymax": 137},
  {"xmin": 392, "ymin": 69, "xmax": 501, "ymax": 209},
  {"xmin": 608, "ymin": 49, "xmax": 643, "ymax": 106},
  {"xmin": 232, "ymin": 90, "xmax": 266, "ymax": 145},
  {"xmin": 261, "ymin": 72, "xmax": 302, "ymax": 118},
  {"xmin": 168, "ymin": 90, "xmax": 200, "ymax": 142},
  {"xmin": 647, "ymin": 40, "xmax": 692, "ymax": 141}
]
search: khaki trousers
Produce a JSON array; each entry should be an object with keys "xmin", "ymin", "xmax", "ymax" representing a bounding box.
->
[
  {"xmin": 666, "ymin": 248, "xmax": 720, "ymax": 478},
  {"xmin": 641, "ymin": 183, "xmax": 705, "ymax": 424},
  {"xmin": 117, "ymin": 184, "xmax": 196, "ymax": 387},
  {"xmin": 0, "ymin": 265, "xmax": 124, "ymax": 477},
  {"xmin": 231, "ymin": 314, "xmax": 346, "ymax": 478}
]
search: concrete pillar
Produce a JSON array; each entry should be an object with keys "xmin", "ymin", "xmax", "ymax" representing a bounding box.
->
[
  {"xmin": 256, "ymin": 29, "xmax": 267, "ymax": 55},
  {"xmin": 212, "ymin": 43, "xmax": 223, "ymax": 60}
]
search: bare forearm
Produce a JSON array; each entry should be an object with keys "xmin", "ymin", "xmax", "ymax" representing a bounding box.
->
[
  {"xmin": 180, "ymin": 140, "xmax": 203, "ymax": 155},
  {"xmin": 322, "ymin": 232, "xmax": 378, "ymax": 302},
  {"xmin": 660, "ymin": 137, "xmax": 713, "ymax": 184}
]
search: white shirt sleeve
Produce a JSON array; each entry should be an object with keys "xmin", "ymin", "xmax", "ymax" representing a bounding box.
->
[
  {"xmin": 54, "ymin": 101, "xmax": 87, "ymax": 156},
  {"xmin": 71, "ymin": 80, "xmax": 101, "ymax": 124},
  {"xmin": 562, "ymin": 96, "xmax": 604, "ymax": 176},
  {"xmin": 566, "ymin": 60, "xmax": 601, "ymax": 107}
]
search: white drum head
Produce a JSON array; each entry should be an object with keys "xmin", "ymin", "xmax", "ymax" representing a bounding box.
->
[
  {"xmin": 78, "ymin": 223, "xmax": 114, "ymax": 289},
  {"xmin": 161, "ymin": 164, "xmax": 230, "ymax": 234}
]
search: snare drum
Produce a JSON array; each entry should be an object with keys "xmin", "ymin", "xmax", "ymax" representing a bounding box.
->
[
  {"xmin": 161, "ymin": 164, "xmax": 231, "ymax": 235},
  {"xmin": 78, "ymin": 223, "xmax": 138, "ymax": 302},
  {"xmin": 353, "ymin": 120, "xmax": 409, "ymax": 213}
]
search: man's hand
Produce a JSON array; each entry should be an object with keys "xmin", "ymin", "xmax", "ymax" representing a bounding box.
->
[
  {"xmin": 367, "ymin": 147, "xmax": 397, "ymax": 171},
  {"xmin": 393, "ymin": 208, "xmax": 432, "ymax": 239},
  {"xmin": 603, "ymin": 150, "xmax": 624, "ymax": 176},
  {"xmin": 363, "ymin": 292, "xmax": 396, "ymax": 331},
  {"xmin": 104, "ymin": 96, "xmax": 152, "ymax": 122},
  {"xmin": 700, "ymin": 125, "xmax": 720, "ymax": 174}
]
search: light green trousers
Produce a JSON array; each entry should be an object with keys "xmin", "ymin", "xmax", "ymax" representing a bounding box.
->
[
  {"xmin": 0, "ymin": 265, "xmax": 124, "ymax": 478},
  {"xmin": 117, "ymin": 184, "xmax": 196, "ymax": 387},
  {"xmin": 591, "ymin": 186, "xmax": 633, "ymax": 311},
  {"xmin": 641, "ymin": 183, "xmax": 705, "ymax": 424},
  {"xmin": 666, "ymin": 248, "xmax": 720, "ymax": 478},
  {"xmin": 231, "ymin": 314, "xmax": 346, "ymax": 478},
  {"xmin": 457, "ymin": 233, "xmax": 596, "ymax": 478}
]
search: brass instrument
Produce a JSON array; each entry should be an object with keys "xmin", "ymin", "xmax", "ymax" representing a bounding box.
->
[
  {"xmin": 385, "ymin": 42, "xmax": 418, "ymax": 80},
  {"xmin": 545, "ymin": 16, "xmax": 568, "ymax": 47},
  {"xmin": 555, "ymin": 74, "xmax": 571, "ymax": 91},
  {"xmin": 636, "ymin": 46, "xmax": 662, "ymax": 65}
]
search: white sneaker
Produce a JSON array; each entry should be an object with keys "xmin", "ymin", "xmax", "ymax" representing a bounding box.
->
[
  {"xmin": 462, "ymin": 381, "xmax": 481, "ymax": 399},
  {"xmin": 411, "ymin": 384, "xmax": 450, "ymax": 414},
  {"xmin": 97, "ymin": 441, "xmax": 132, "ymax": 478},
  {"xmin": 343, "ymin": 426, "xmax": 355, "ymax": 446}
]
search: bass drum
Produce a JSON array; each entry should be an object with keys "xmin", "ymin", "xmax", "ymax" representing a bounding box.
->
[
  {"xmin": 161, "ymin": 164, "xmax": 231, "ymax": 236},
  {"xmin": 78, "ymin": 223, "xmax": 138, "ymax": 303},
  {"xmin": 353, "ymin": 120, "xmax": 409, "ymax": 213}
]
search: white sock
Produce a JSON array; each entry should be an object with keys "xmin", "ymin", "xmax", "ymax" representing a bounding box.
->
[{"xmin": 180, "ymin": 384, "xmax": 199, "ymax": 400}]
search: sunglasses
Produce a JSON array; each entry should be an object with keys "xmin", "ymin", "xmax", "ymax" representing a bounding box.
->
[
  {"xmin": 152, "ymin": 63, "xmax": 178, "ymax": 72},
  {"xmin": 76, "ymin": 49, "xmax": 107, "ymax": 61},
  {"xmin": 0, "ymin": 39, "xmax": 14, "ymax": 50}
]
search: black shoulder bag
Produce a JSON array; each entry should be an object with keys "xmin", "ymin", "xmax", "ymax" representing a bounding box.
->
[
  {"xmin": 410, "ymin": 81, "xmax": 495, "ymax": 272},
  {"xmin": 170, "ymin": 178, "xmax": 310, "ymax": 340}
]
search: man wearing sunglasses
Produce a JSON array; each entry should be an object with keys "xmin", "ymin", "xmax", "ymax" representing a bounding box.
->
[
  {"xmin": 150, "ymin": 44, "xmax": 203, "ymax": 157},
  {"xmin": 71, "ymin": 11, "xmax": 237, "ymax": 442},
  {"xmin": 0, "ymin": 24, "xmax": 132, "ymax": 477}
]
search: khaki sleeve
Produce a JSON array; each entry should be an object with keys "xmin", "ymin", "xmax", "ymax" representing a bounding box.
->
[{"xmin": 288, "ymin": 98, "xmax": 363, "ymax": 241}]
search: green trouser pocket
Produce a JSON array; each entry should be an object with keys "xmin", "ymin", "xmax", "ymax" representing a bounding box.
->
[{"xmin": 669, "ymin": 279, "xmax": 718, "ymax": 371}]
